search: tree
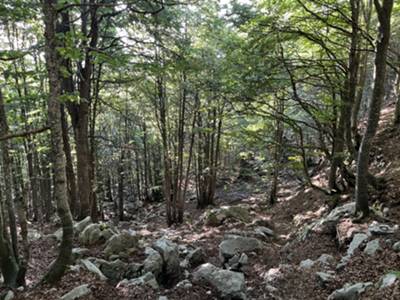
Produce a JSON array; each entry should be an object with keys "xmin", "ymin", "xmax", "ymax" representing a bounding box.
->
[
  {"xmin": 355, "ymin": 0, "xmax": 394, "ymax": 217},
  {"xmin": 41, "ymin": 0, "xmax": 74, "ymax": 284}
]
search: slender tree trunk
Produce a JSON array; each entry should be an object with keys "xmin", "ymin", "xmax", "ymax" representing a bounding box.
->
[
  {"xmin": 61, "ymin": 105, "xmax": 78, "ymax": 217},
  {"xmin": 355, "ymin": 0, "xmax": 393, "ymax": 217},
  {"xmin": 270, "ymin": 98, "xmax": 284, "ymax": 204},
  {"xmin": 42, "ymin": 0, "xmax": 74, "ymax": 284},
  {"xmin": 0, "ymin": 89, "xmax": 20, "ymax": 287}
]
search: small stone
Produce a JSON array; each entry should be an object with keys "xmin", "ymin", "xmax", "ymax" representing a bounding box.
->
[
  {"xmin": 219, "ymin": 235, "xmax": 262, "ymax": 261},
  {"xmin": 4, "ymin": 291, "xmax": 14, "ymax": 300},
  {"xmin": 379, "ymin": 273, "xmax": 398, "ymax": 289},
  {"xmin": 158, "ymin": 296, "xmax": 168, "ymax": 300},
  {"xmin": 317, "ymin": 254, "xmax": 335, "ymax": 266},
  {"xmin": 80, "ymin": 259, "xmax": 107, "ymax": 281},
  {"xmin": 368, "ymin": 222, "xmax": 398, "ymax": 235},
  {"xmin": 392, "ymin": 241, "xmax": 400, "ymax": 252},
  {"xmin": 299, "ymin": 259, "xmax": 315, "ymax": 270},
  {"xmin": 193, "ymin": 263, "xmax": 246, "ymax": 299},
  {"xmin": 60, "ymin": 284, "xmax": 91, "ymax": 300},
  {"xmin": 316, "ymin": 272, "xmax": 335, "ymax": 287},
  {"xmin": 364, "ymin": 239, "xmax": 381, "ymax": 256},
  {"xmin": 328, "ymin": 282, "xmax": 373, "ymax": 300},
  {"xmin": 176, "ymin": 279, "xmax": 193, "ymax": 289},
  {"xmin": 186, "ymin": 247, "xmax": 206, "ymax": 268}
]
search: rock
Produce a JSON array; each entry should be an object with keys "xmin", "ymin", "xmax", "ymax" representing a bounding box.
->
[
  {"xmin": 103, "ymin": 230, "xmax": 139, "ymax": 257},
  {"xmin": 393, "ymin": 241, "xmax": 400, "ymax": 252},
  {"xmin": 80, "ymin": 259, "xmax": 107, "ymax": 281},
  {"xmin": 153, "ymin": 238, "xmax": 181, "ymax": 284},
  {"xmin": 186, "ymin": 247, "xmax": 206, "ymax": 268},
  {"xmin": 368, "ymin": 222, "xmax": 398, "ymax": 235},
  {"xmin": 328, "ymin": 282, "xmax": 373, "ymax": 300},
  {"xmin": 317, "ymin": 254, "xmax": 335, "ymax": 266},
  {"xmin": 124, "ymin": 272, "xmax": 159, "ymax": 289},
  {"xmin": 74, "ymin": 216, "xmax": 92, "ymax": 234},
  {"xmin": 27, "ymin": 229, "xmax": 42, "ymax": 242},
  {"xmin": 193, "ymin": 263, "xmax": 246, "ymax": 299},
  {"xmin": 79, "ymin": 223, "xmax": 116, "ymax": 245},
  {"xmin": 363, "ymin": 239, "xmax": 381, "ymax": 256},
  {"xmin": 60, "ymin": 284, "xmax": 91, "ymax": 300},
  {"xmin": 158, "ymin": 296, "xmax": 168, "ymax": 300},
  {"xmin": 72, "ymin": 248, "xmax": 90, "ymax": 261},
  {"xmin": 238, "ymin": 253, "xmax": 248, "ymax": 265},
  {"xmin": 314, "ymin": 203, "xmax": 355, "ymax": 234},
  {"xmin": 299, "ymin": 259, "xmax": 315, "ymax": 270},
  {"xmin": 254, "ymin": 226, "xmax": 275, "ymax": 238},
  {"xmin": 176, "ymin": 279, "xmax": 193, "ymax": 289},
  {"xmin": 143, "ymin": 247, "xmax": 163, "ymax": 278},
  {"xmin": 316, "ymin": 272, "xmax": 335, "ymax": 287},
  {"xmin": 219, "ymin": 235, "xmax": 262, "ymax": 261},
  {"xmin": 263, "ymin": 264, "xmax": 292, "ymax": 283},
  {"xmin": 347, "ymin": 233, "xmax": 368, "ymax": 256},
  {"xmin": 378, "ymin": 273, "xmax": 399, "ymax": 289},
  {"xmin": 100, "ymin": 259, "xmax": 128, "ymax": 281},
  {"xmin": 3, "ymin": 291, "xmax": 14, "ymax": 300},
  {"xmin": 51, "ymin": 217, "xmax": 93, "ymax": 242},
  {"xmin": 337, "ymin": 233, "xmax": 368, "ymax": 269},
  {"xmin": 205, "ymin": 205, "xmax": 251, "ymax": 227}
]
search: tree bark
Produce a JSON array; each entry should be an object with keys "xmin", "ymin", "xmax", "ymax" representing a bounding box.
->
[
  {"xmin": 42, "ymin": 0, "xmax": 74, "ymax": 284},
  {"xmin": 355, "ymin": 0, "xmax": 393, "ymax": 216}
]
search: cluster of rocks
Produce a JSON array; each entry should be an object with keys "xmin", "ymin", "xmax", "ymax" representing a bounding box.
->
[
  {"xmin": 287, "ymin": 203, "xmax": 400, "ymax": 299},
  {"xmin": 56, "ymin": 214, "xmax": 269, "ymax": 300}
]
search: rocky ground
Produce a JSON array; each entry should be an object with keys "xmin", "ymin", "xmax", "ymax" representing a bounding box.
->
[{"xmin": 1, "ymin": 106, "xmax": 400, "ymax": 300}]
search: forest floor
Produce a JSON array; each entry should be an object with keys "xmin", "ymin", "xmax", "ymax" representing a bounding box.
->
[{"xmin": 3, "ymin": 105, "xmax": 400, "ymax": 300}]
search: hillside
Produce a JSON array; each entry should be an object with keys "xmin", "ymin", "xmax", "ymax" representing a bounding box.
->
[{"xmin": 3, "ymin": 106, "xmax": 398, "ymax": 300}]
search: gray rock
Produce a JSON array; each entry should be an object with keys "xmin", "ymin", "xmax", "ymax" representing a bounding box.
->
[
  {"xmin": 72, "ymin": 248, "xmax": 90, "ymax": 261},
  {"xmin": 125, "ymin": 272, "xmax": 159, "ymax": 289},
  {"xmin": 153, "ymin": 238, "xmax": 181, "ymax": 283},
  {"xmin": 368, "ymin": 222, "xmax": 398, "ymax": 235},
  {"xmin": 79, "ymin": 223, "xmax": 116, "ymax": 245},
  {"xmin": 379, "ymin": 273, "xmax": 398, "ymax": 289},
  {"xmin": 186, "ymin": 247, "xmax": 206, "ymax": 268},
  {"xmin": 328, "ymin": 282, "xmax": 373, "ymax": 300},
  {"xmin": 60, "ymin": 284, "xmax": 91, "ymax": 300},
  {"xmin": 338, "ymin": 233, "xmax": 368, "ymax": 269},
  {"xmin": 100, "ymin": 259, "xmax": 128, "ymax": 281},
  {"xmin": 143, "ymin": 247, "xmax": 163, "ymax": 278},
  {"xmin": 254, "ymin": 226, "xmax": 275, "ymax": 238},
  {"xmin": 176, "ymin": 279, "xmax": 193, "ymax": 289},
  {"xmin": 238, "ymin": 253, "xmax": 248, "ymax": 265},
  {"xmin": 364, "ymin": 239, "xmax": 381, "ymax": 256},
  {"xmin": 219, "ymin": 235, "xmax": 262, "ymax": 261},
  {"xmin": 299, "ymin": 259, "xmax": 315, "ymax": 270},
  {"xmin": 104, "ymin": 230, "xmax": 139, "ymax": 257},
  {"xmin": 392, "ymin": 241, "xmax": 400, "ymax": 252},
  {"xmin": 263, "ymin": 265, "xmax": 292, "ymax": 283},
  {"xmin": 205, "ymin": 205, "xmax": 251, "ymax": 227},
  {"xmin": 193, "ymin": 263, "xmax": 246, "ymax": 299},
  {"xmin": 313, "ymin": 203, "xmax": 355, "ymax": 234},
  {"xmin": 158, "ymin": 297, "xmax": 168, "ymax": 300},
  {"xmin": 316, "ymin": 272, "xmax": 335, "ymax": 287},
  {"xmin": 80, "ymin": 259, "xmax": 107, "ymax": 280},
  {"xmin": 74, "ymin": 216, "xmax": 92, "ymax": 234},
  {"xmin": 3, "ymin": 291, "xmax": 14, "ymax": 300},
  {"xmin": 317, "ymin": 254, "xmax": 335, "ymax": 266},
  {"xmin": 347, "ymin": 233, "xmax": 368, "ymax": 256}
]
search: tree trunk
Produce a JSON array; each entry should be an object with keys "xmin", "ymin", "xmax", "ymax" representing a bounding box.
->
[
  {"xmin": 0, "ymin": 89, "xmax": 20, "ymax": 287},
  {"xmin": 355, "ymin": 0, "xmax": 393, "ymax": 217},
  {"xmin": 42, "ymin": 0, "xmax": 74, "ymax": 284},
  {"xmin": 61, "ymin": 105, "xmax": 78, "ymax": 217}
]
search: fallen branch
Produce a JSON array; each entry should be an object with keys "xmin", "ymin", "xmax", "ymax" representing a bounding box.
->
[{"xmin": 0, "ymin": 126, "xmax": 50, "ymax": 141}]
